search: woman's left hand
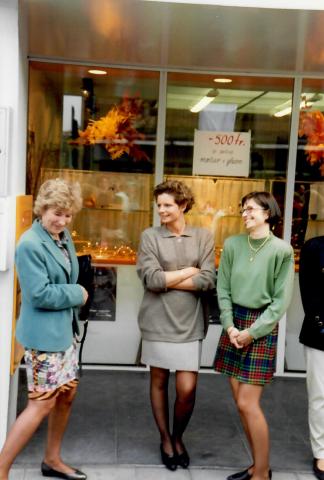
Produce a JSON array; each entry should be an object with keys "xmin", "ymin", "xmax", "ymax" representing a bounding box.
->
[{"xmin": 236, "ymin": 329, "xmax": 254, "ymax": 347}]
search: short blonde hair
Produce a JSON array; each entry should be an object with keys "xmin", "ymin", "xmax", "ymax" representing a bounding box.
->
[{"xmin": 34, "ymin": 179, "xmax": 82, "ymax": 216}]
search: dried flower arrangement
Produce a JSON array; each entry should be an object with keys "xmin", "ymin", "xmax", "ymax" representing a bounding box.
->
[
  {"xmin": 299, "ymin": 110, "xmax": 324, "ymax": 168},
  {"xmin": 73, "ymin": 96, "xmax": 149, "ymax": 161}
]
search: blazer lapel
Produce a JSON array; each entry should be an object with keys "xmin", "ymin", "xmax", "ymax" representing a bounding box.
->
[
  {"xmin": 65, "ymin": 235, "xmax": 79, "ymax": 283},
  {"xmin": 32, "ymin": 220, "xmax": 71, "ymax": 277}
]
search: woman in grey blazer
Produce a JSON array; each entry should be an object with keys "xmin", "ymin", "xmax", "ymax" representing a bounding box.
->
[{"xmin": 0, "ymin": 179, "xmax": 88, "ymax": 480}]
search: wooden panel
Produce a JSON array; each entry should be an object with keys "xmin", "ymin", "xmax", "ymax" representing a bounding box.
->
[{"xmin": 10, "ymin": 195, "xmax": 33, "ymax": 375}]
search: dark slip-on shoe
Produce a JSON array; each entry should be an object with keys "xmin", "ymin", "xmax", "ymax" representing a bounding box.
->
[
  {"xmin": 41, "ymin": 461, "xmax": 87, "ymax": 480},
  {"xmin": 313, "ymin": 458, "xmax": 324, "ymax": 480}
]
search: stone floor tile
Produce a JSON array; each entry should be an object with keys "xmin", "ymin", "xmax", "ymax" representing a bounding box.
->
[
  {"xmin": 135, "ymin": 466, "xmax": 191, "ymax": 480},
  {"xmin": 23, "ymin": 467, "xmax": 44, "ymax": 479},
  {"xmin": 8, "ymin": 469, "xmax": 25, "ymax": 480},
  {"xmin": 271, "ymin": 472, "xmax": 297, "ymax": 479},
  {"xmin": 190, "ymin": 467, "xmax": 231, "ymax": 479},
  {"xmin": 296, "ymin": 474, "xmax": 317, "ymax": 480},
  {"xmin": 83, "ymin": 465, "xmax": 137, "ymax": 479}
]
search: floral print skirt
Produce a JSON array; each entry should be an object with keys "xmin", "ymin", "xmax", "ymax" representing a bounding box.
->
[{"xmin": 24, "ymin": 342, "xmax": 79, "ymax": 400}]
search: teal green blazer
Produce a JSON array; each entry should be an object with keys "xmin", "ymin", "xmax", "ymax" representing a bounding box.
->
[{"xmin": 15, "ymin": 219, "xmax": 84, "ymax": 352}]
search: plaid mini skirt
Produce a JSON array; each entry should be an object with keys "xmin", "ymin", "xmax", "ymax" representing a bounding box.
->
[
  {"xmin": 24, "ymin": 342, "xmax": 79, "ymax": 400},
  {"xmin": 214, "ymin": 304, "xmax": 278, "ymax": 385}
]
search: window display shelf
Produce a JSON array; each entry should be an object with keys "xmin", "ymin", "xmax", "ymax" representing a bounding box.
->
[
  {"xmin": 76, "ymin": 244, "xmax": 137, "ymax": 265},
  {"xmin": 82, "ymin": 207, "xmax": 150, "ymax": 213},
  {"xmin": 41, "ymin": 168, "xmax": 153, "ymax": 260},
  {"xmin": 166, "ymin": 174, "xmax": 267, "ymax": 248}
]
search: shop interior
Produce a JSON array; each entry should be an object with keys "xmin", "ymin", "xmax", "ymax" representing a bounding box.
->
[{"xmin": 24, "ymin": 60, "xmax": 324, "ymax": 372}]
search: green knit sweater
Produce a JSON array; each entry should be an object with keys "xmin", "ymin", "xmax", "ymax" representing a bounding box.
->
[{"xmin": 217, "ymin": 232, "xmax": 295, "ymax": 339}]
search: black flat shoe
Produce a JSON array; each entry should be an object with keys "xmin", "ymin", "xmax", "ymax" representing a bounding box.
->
[
  {"xmin": 227, "ymin": 467, "xmax": 271, "ymax": 480},
  {"xmin": 41, "ymin": 461, "xmax": 87, "ymax": 479},
  {"xmin": 175, "ymin": 448, "xmax": 190, "ymax": 469},
  {"xmin": 227, "ymin": 468, "xmax": 252, "ymax": 480},
  {"xmin": 160, "ymin": 444, "xmax": 177, "ymax": 471},
  {"xmin": 313, "ymin": 459, "xmax": 324, "ymax": 480}
]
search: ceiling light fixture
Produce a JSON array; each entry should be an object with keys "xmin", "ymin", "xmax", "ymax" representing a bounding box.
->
[
  {"xmin": 274, "ymin": 106, "xmax": 292, "ymax": 118},
  {"xmin": 273, "ymin": 94, "xmax": 321, "ymax": 118},
  {"xmin": 190, "ymin": 89, "xmax": 219, "ymax": 113},
  {"xmin": 213, "ymin": 78, "xmax": 232, "ymax": 84},
  {"xmin": 88, "ymin": 69, "xmax": 107, "ymax": 75}
]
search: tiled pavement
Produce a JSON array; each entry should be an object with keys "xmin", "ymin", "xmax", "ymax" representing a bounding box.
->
[
  {"xmin": 8, "ymin": 465, "xmax": 318, "ymax": 479},
  {"xmin": 10, "ymin": 370, "xmax": 315, "ymax": 479}
]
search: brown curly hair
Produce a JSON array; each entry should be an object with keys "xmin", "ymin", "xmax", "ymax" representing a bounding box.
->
[{"xmin": 153, "ymin": 180, "xmax": 195, "ymax": 213}]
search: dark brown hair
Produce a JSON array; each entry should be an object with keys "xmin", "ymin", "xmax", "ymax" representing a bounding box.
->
[
  {"xmin": 241, "ymin": 191, "xmax": 281, "ymax": 227},
  {"xmin": 153, "ymin": 180, "xmax": 195, "ymax": 213}
]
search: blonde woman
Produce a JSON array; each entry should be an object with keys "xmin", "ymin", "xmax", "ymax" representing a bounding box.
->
[{"xmin": 0, "ymin": 179, "xmax": 88, "ymax": 480}]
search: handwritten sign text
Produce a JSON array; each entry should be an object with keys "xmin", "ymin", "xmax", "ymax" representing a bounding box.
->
[{"xmin": 193, "ymin": 130, "xmax": 251, "ymax": 177}]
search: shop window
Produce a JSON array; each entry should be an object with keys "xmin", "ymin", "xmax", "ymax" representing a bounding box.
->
[
  {"xmin": 164, "ymin": 73, "xmax": 294, "ymax": 257},
  {"xmin": 293, "ymin": 81, "xmax": 324, "ymax": 248},
  {"xmin": 286, "ymin": 78, "xmax": 324, "ymax": 373},
  {"xmin": 27, "ymin": 62, "xmax": 159, "ymax": 262}
]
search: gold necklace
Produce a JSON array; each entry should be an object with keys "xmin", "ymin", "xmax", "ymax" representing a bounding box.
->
[{"xmin": 247, "ymin": 234, "xmax": 270, "ymax": 262}]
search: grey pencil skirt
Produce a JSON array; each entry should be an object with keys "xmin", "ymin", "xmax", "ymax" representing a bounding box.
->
[{"xmin": 141, "ymin": 339, "xmax": 202, "ymax": 372}]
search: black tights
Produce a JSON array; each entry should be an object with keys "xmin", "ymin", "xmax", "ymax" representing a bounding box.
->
[{"xmin": 149, "ymin": 367, "xmax": 198, "ymax": 455}]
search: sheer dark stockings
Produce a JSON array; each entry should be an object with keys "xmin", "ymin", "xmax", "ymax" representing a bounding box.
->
[
  {"xmin": 150, "ymin": 367, "xmax": 172, "ymax": 453},
  {"xmin": 172, "ymin": 370, "xmax": 198, "ymax": 454},
  {"xmin": 150, "ymin": 367, "xmax": 198, "ymax": 456}
]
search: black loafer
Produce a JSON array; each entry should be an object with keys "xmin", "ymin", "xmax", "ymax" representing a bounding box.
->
[
  {"xmin": 176, "ymin": 448, "xmax": 190, "ymax": 469},
  {"xmin": 41, "ymin": 461, "xmax": 87, "ymax": 479},
  {"xmin": 227, "ymin": 467, "xmax": 272, "ymax": 480},
  {"xmin": 160, "ymin": 444, "xmax": 177, "ymax": 471},
  {"xmin": 313, "ymin": 459, "xmax": 324, "ymax": 480},
  {"xmin": 227, "ymin": 468, "xmax": 252, "ymax": 480}
]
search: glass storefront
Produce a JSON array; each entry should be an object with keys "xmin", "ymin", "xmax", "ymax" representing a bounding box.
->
[
  {"xmin": 164, "ymin": 73, "xmax": 293, "ymax": 263},
  {"xmin": 28, "ymin": 62, "xmax": 159, "ymax": 260},
  {"xmin": 27, "ymin": 62, "xmax": 160, "ymax": 365},
  {"xmin": 285, "ymin": 79, "xmax": 324, "ymax": 372},
  {"xmin": 27, "ymin": 61, "xmax": 323, "ymax": 370}
]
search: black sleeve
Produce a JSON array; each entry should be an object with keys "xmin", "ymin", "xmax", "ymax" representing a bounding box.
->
[{"xmin": 299, "ymin": 238, "xmax": 322, "ymax": 317}]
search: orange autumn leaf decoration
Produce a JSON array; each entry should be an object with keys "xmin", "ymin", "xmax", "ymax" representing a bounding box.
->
[
  {"xmin": 299, "ymin": 110, "xmax": 324, "ymax": 168},
  {"xmin": 74, "ymin": 96, "xmax": 149, "ymax": 161}
]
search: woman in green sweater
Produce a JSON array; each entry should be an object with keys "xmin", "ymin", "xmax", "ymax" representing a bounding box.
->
[{"xmin": 215, "ymin": 191, "xmax": 294, "ymax": 480}]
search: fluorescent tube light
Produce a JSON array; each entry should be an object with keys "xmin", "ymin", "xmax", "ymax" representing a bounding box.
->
[
  {"xmin": 274, "ymin": 106, "xmax": 292, "ymax": 117},
  {"xmin": 190, "ymin": 96, "xmax": 215, "ymax": 113},
  {"xmin": 190, "ymin": 89, "xmax": 219, "ymax": 113},
  {"xmin": 273, "ymin": 94, "xmax": 320, "ymax": 118}
]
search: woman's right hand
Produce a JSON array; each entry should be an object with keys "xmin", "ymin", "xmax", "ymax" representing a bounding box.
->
[
  {"xmin": 227, "ymin": 326, "xmax": 242, "ymax": 349},
  {"xmin": 165, "ymin": 266, "xmax": 200, "ymax": 288},
  {"xmin": 80, "ymin": 285, "xmax": 89, "ymax": 305},
  {"xmin": 185, "ymin": 266, "xmax": 200, "ymax": 277}
]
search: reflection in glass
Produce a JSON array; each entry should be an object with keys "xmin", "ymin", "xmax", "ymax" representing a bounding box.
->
[
  {"xmin": 293, "ymin": 79, "xmax": 324, "ymax": 253},
  {"xmin": 27, "ymin": 62, "xmax": 159, "ymax": 262},
  {"xmin": 165, "ymin": 73, "xmax": 293, "ymax": 251},
  {"xmin": 286, "ymin": 79, "xmax": 324, "ymax": 373},
  {"xmin": 165, "ymin": 73, "xmax": 293, "ymax": 180}
]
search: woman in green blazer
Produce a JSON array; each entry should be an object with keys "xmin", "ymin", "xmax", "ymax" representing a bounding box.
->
[{"xmin": 0, "ymin": 179, "xmax": 88, "ymax": 480}]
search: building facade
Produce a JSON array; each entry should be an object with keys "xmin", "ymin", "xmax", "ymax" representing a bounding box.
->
[{"xmin": 1, "ymin": 0, "xmax": 324, "ymax": 446}]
